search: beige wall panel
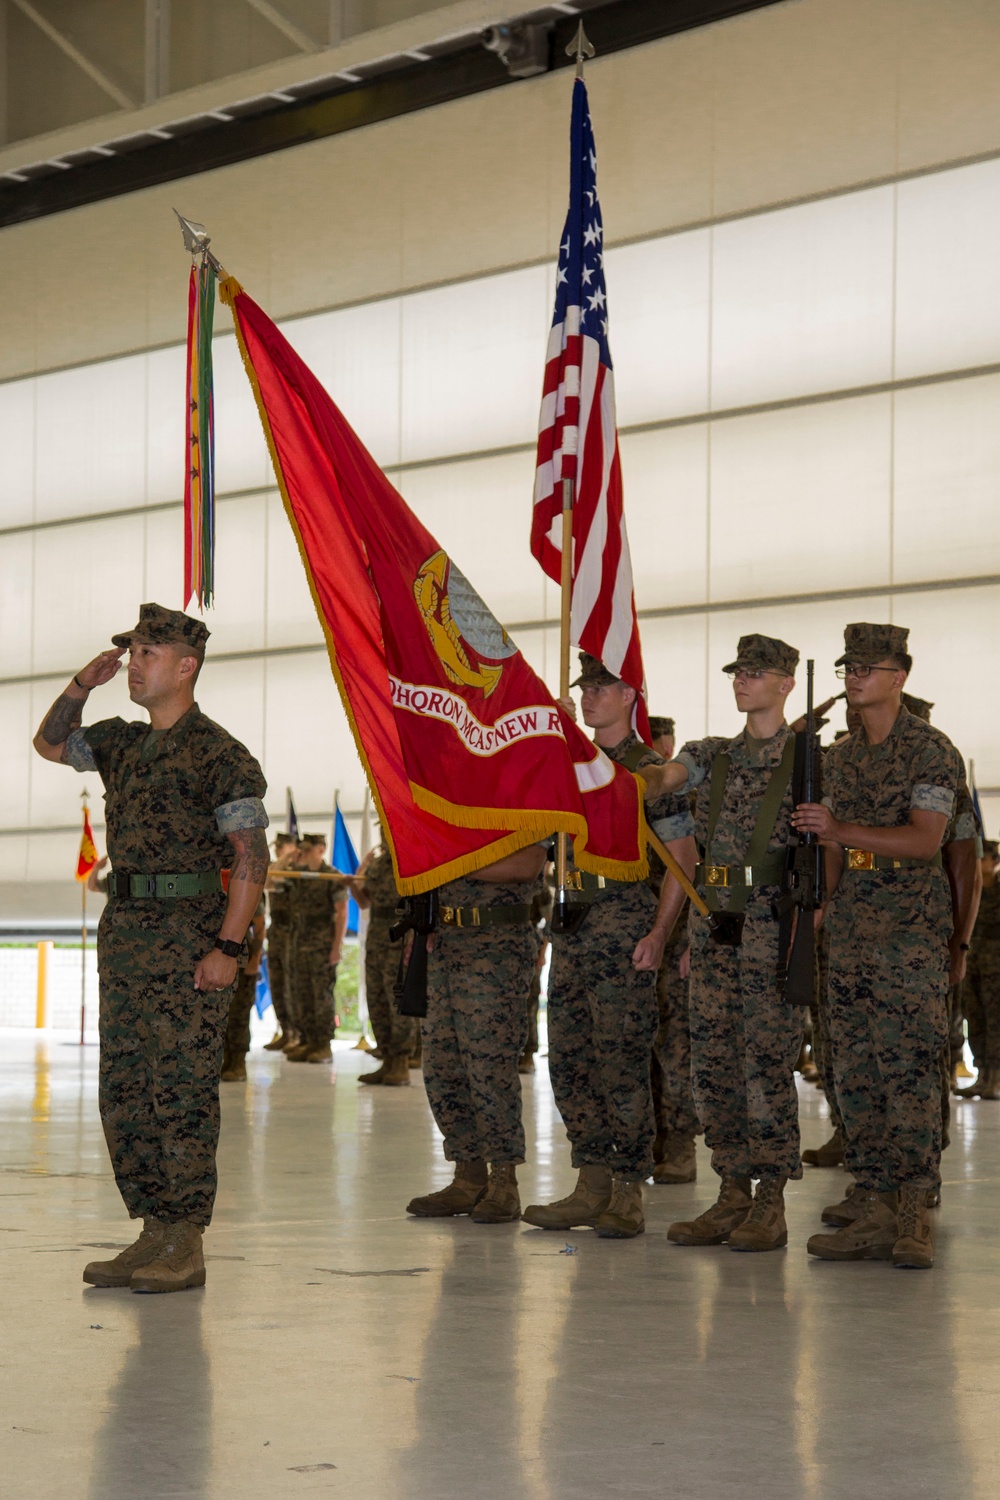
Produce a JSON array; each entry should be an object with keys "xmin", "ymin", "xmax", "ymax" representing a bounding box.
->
[
  {"xmin": 707, "ymin": 0, "xmax": 900, "ymax": 218},
  {"xmin": 0, "ymin": 532, "xmax": 34, "ymax": 678},
  {"xmin": 896, "ymin": 0, "xmax": 1000, "ymax": 175},
  {"xmin": 0, "ymin": 685, "xmax": 33, "ymax": 830},
  {"xmin": 3, "ymin": 0, "xmax": 1000, "ymax": 385}
]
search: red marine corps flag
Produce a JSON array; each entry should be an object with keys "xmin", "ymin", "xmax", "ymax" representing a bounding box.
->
[
  {"xmin": 76, "ymin": 797, "xmax": 98, "ymax": 883},
  {"xmin": 218, "ymin": 279, "xmax": 648, "ymax": 894},
  {"xmin": 532, "ymin": 74, "xmax": 650, "ymax": 742}
]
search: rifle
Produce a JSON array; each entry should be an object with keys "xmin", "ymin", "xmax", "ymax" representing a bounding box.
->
[
  {"xmin": 775, "ymin": 659, "xmax": 825, "ymax": 1005},
  {"xmin": 390, "ymin": 891, "xmax": 439, "ymax": 1018}
]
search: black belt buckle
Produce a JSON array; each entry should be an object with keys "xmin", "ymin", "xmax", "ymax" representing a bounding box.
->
[{"xmin": 709, "ymin": 911, "xmax": 745, "ymax": 947}]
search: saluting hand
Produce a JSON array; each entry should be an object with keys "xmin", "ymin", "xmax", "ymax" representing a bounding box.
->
[{"xmin": 75, "ymin": 648, "xmax": 126, "ymax": 690}]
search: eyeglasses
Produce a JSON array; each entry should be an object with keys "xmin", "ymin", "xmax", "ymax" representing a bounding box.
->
[
  {"xmin": 835, "ymin": 664, "xmax": 898, "ymax": 679},
  {"xmin": 724, "ymin": 668, "xmax": 785, "ymax": 682}
]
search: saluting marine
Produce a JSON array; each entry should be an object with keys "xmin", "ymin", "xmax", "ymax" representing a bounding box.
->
[{"xmin": 32, "ymin": 603, "xmax": 269, "ymax": 1293}]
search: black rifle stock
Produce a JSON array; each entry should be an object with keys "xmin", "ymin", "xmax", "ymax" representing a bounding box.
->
[
  {"xmin": 775, "ymin": 660, "xmax": 825, "ymax": 1005},
  {"xmin": 391, "ymin": 891, "xmax": 438, "ymax": 1018}
]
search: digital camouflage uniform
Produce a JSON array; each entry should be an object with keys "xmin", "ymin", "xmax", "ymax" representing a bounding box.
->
[
  {"xmin": 961, "ymin": 879, "xmax": 1000, "ymax": 1071},
  {"xmin": 547, "ymin": 733, "xmax": 691, "ymax": 1181},
  {"xmin": 424, "ymin": 871, "xmax": 539, "ymax": 1164},
  {"xmin": 265, "ymin": 881, "xmax": 293, "ymax": 1035},
  {"xmin": 651, "ymin": 905, "xmax": 699, "ymax": 1141},
  {"xmin": 679, "ymin": 716, "xmax": 803, "ymax": 1182},
  {"xmin": 362, "ymin": 849, "xmax": 416, "ymax": 1065},
  {"xmin": 823, "ymin": 704, "xmax": 962, "ymax": 1193},
  {"xmin": 938, "ymin": 769, "xmax": 978, "ymax": 1148},
  {"xmin": 289, "ymin": 864, "xmax": 346, "ymax": 1049},
  {"xmin": 66, "ymin": 704, "xmax": 268, "ymax": 1226},
  {"xmin": 224, "ymin": 897, "xmax": 266, "ymax": 1063}
]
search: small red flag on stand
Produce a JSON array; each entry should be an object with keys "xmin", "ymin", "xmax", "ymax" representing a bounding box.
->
[{"xmin": 76, "ymin": 801, "xmax": 98, "ymax": 883}]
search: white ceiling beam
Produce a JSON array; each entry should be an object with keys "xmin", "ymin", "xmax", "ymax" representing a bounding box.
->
[
  {"xmin": 10, "ymin": 0, "xmax": 137, "ymax": 110},
  {"xmin": 242, "ymin": 0, "xmax": 320, "ymax": 52}
]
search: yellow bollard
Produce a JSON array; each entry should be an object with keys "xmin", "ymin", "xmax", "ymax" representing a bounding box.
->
[{"xmin": 35, "ymin": 941, "xmax": 51, "ymax": 1029}]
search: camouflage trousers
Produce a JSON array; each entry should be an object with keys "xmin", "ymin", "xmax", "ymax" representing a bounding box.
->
[
  {"xmin": 688, "ymin": 896, "xmax": 803, "ymax": 1181},
  {"xmin": 651, "ymin": 922, "xmax": 699, "ymax": 1140},
  {"xmin": 292, "ymin": 936, "xmax": 337, "ymax": 1048},
  {"xmin": 825, "ymin": 875, "xmax": 950, "ymax": 1193},
  {"xmin": 366, "ymin": 921, "xmax": 416, "ymax": 1063},
  {"xmin": 423, "ymin": 926, "xmax": 535, "ymax": 1163},
  {"xmin": 548, "ymin": 887, "xmax": 659, "ymax": 1181},
  {"xmin": 961, "ymin": 938, "xmax": 1000, "ymax": 1068},
  {"xmin": 810, "ymin": 924, "xmax": 845, "ymax": 1135},
  {"xmin": 524, "ymin": 972, "xmax": 541, "ymax": 1058},
  {"xmin": 224, "ymin": 968, "xmax": 258, "ymax": 1061},
  {"xmin": 97, "ymin": 896, "xmax": 232, "ymax": 1226},
  {"xmin": 266, "ymin": 922, "xmax": 292, "ymax": 1033}
]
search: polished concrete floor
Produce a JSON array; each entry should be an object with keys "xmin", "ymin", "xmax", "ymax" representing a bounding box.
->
[{"xmin": 1, "ymin": 1028, "xmax": 998, "ymax": 1500}]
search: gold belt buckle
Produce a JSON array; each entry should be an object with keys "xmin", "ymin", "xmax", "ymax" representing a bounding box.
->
[
  {"xmin": 846, "ymin": 849, "xmax": 875, "ymax": 871},
  {"xmin": 705, "ymin": 866, "xmax": 729, "ymax": 887},
  {"xmin": 441, "ymin": 905, "xmax": 455, "ymax": 925},
  {"xmin": 564, "ymin": 871, "xmax": 583, "ymax": 892},
  {"xmin": 596, "ymin": 875, "xmax": 606, "ymax": 890}
]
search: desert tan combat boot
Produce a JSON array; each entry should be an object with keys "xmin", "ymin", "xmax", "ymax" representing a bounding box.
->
[
  {"xmin": 957, "ymin": 1066, "xmax": 1000, "ymax": 1100},
  {"xmin": 220, "ymin": 1050, "xmax": 247, "ymax": 1082},
  {"xmin": 406, "ymin": 1161, "xmax": 488, "ymax": 1217},
  {"xmin": 285, "ymin": 1041, "xmax": 311, "ymax": 1062},
  {"xmin": 594, "ymin": 1177, "xmax": 645, "ymax": 1238},
  {"xmin": 667, "ymin": 1175, "xmax": 753, "ymax": 1245},
  {"xmin": 358, "ymin": 1062, "xmax": 387, "ymax": 1085},
  {"xmin": 651, "ymin": 1132, "xmax": 697, "ymax": 1184},
  {"xmin": 83, "ymin": 1219, "xmax": 167, "ymax": 1288},
  {"xmin": 892, "ymin": 1185, "xmax": 934, "ymax": 1269},
  {"xmin": 130, "ymin": 1222, "xmax": 206, "ymax": 1293},
  {"xmin": 821, "ymin": 1182, "xmax": 875, "ymax": 1226},
  {"xmin": 381, "ymin": 1056, "xmax": 411, "ymax": 1087},
  {"xmin": 806, "ymin": 1191, "xmax": 897, "ymax": 1261},
  {"xmin": 522, "ymin": 1165, "xmax": 613, "ymax": 1230},
  {"xmin": 306, "ymin": 1043, "xmax": 333, "ymax": 1063},
  {"xmin": 263, "ymin": 1030, "xmax": 288, "ymax": 1052},
  {"xmin": 801, "ymin": 1129, "xmax": 844, "ymax": 1168},
  {"xmin": 470, "ymin": 1164, "xmax": 521, "ymax": 1224},
  {"xmin": 728, "ymin": 1176, "xmax": 788, "ymax": 1252}
]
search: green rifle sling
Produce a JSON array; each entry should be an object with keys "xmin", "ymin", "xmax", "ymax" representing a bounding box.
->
[{"xmin": 703, "ymin": 734, "xmax": 795, "ymax": 915}]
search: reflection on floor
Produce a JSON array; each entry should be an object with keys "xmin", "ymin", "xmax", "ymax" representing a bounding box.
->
[{"xmin": 1, "ymin": 1028, "xmax": 998, "ymax": 1500}]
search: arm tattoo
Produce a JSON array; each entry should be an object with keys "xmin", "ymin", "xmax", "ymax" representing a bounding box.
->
[
  {"xmin": 41, "ymin": 692, "xmax": 84, "ymax": 747},
  {"xmin": 228, "ymin": 826, "xmax": 270, "ymax": 883}
]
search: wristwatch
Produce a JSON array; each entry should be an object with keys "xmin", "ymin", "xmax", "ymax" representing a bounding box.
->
[{"xmin": 215, "ymin": 937, "xmax": 242, "ymax": 959}]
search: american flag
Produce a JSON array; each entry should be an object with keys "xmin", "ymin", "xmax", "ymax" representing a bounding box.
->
[{"xmin": 531, "ymin": 76, "xmax": 649, "ymax": 743}]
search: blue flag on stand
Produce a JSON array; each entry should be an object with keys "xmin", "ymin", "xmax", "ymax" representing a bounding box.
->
[
  {"xmin": 286, "ymin": 788, "xmax": 299, "ymax": 840},
  {"xmin": 255, "ymin": 953, "xmax": 272, "ymax": 1018},
  {"xmin": 333, "ymin": 803, "xmax": 360, "ymax": 935}
]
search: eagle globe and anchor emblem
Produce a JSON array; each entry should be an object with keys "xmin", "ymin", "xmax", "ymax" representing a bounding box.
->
[{"xmin": 413, "ymin": 550, "xmax": 517, "ymax": 697}]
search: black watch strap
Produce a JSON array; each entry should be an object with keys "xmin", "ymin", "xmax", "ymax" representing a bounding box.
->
[{"xmin": 215, "ymin": 937, "xmax": 242, "ymax": 959}]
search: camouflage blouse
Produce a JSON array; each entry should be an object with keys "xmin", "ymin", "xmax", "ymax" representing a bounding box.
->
[
  {"xmin": 677, "ymin": 724, "xmax": 795, "ymax": 866},
  {"xmin": 824, "ymin": 706, "xmax": 962, "ymax": 832},
  {"xmin": 66, "ymin": 703, "xmax": 267, "ymax": 874}
]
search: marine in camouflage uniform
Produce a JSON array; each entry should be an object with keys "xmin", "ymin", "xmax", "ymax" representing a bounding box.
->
[
  {"xmin": 357, "ymin": 846, "xmax": 415, "ymax": 1086},
  {"xmin": 665, "ymin": 634, "xmax": 804, "ymax": 1254},
  {"xmin": 264, "ymin": 835, "xmax": 298, "ymax": 1048},
  {"xmin": 956, "ymin": 843, "xmax": 1000, "ymax": 1100},
  {"xmin": 221, "ymin": 896, "xmax": 267, "ymax": 1080},
  {"xmin": 287, "ymin": 835, "xmax": 347, "ymax": 1062},
  {"xmin": 33, "ymin": 604, "xmax": 269, "ymax": 1293},
  {"xmin": 802, "ymin": 624, "xmax": 962, "ymax": 1270},
  {"xmin": 523, "ymin": 656, "xmax": 695, "ymax": 1240},
  {"xmin": 650, "ymin": 906, "xmax": 699, "ymax": 1178},
  {"xmin": 407, "ymin": 848, "xmax": 544, "ymax": 1225}
]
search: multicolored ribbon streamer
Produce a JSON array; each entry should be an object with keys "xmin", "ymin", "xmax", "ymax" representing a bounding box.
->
[{"xmin": 184, "ymin": 258, "xmax": 216, "ymax": 610}]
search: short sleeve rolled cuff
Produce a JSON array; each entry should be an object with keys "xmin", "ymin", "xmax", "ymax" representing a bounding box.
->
[
  {"xmin": 951, "ymin": 812, "xmax": 977, "ymax": 842},
  {"xmin": 215, "ymin": 796, "xmax": 270, "ymax": 835},
  {"xmin": 911, "ymin": 784, "xmax": 955, "ymax": 818},
  {"xmin": 675, "ymin": 750, "xmax": 704, "ymax": 788},
  {"xmin": 650, "ymin": 809, "xmax": 695, "ymax": 844},
  {"xmin": 65, "ymin": 728, "xmax": 97, "ymax": 773}
]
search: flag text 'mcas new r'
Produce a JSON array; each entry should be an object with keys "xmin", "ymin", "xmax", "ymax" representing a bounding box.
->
[{"xmin": 218, "ymin": 279, "xmax": 649, "ymax": 895}]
